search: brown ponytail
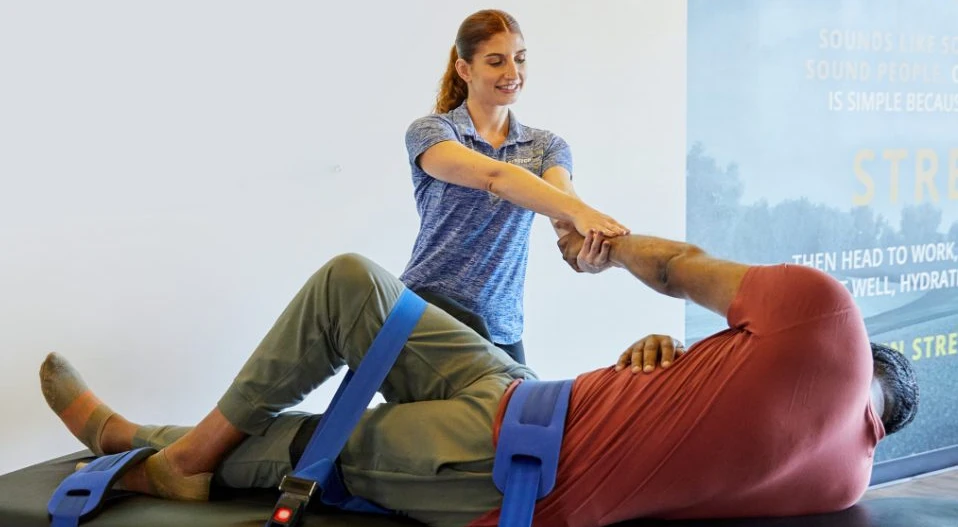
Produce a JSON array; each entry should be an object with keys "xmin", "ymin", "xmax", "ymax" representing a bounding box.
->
[
  {"xmin": 435, "ymin": 45, "xmax": 468, "ymax": 114},
  {"xmin": 433, "ymin": 9, "xmax": 523, "ymax": 114}
]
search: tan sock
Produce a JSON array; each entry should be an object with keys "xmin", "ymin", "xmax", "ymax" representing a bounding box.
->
[
  {"xmin": 144, "ymin": 450, "xmax": 212, "ymax": 501},
  {"xmin": 40, "ymin": 352, "xmax": 115, "ymax": 456}
]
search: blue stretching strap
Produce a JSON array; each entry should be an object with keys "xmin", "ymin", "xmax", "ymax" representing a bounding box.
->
[
  {"xmin": 492, "ymin": 379, "xmax": 574, "ymax": 527},
  {"xmin": 266, "ymin": 288, "xmax": 427, "ymax": 527},
  {"xmin": 47, "ymin": 446, "xmax": 156, "ymax": 527}
]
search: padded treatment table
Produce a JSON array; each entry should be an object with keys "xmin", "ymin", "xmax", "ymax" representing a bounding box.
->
[{"xmin": 2, "ymin": 451, "xmax": 956, "ymax": 527}]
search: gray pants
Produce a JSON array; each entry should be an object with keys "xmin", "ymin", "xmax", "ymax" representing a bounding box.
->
[{"xmin": 132, "ymin": 253, "xmax": 536, "ymax": 527}]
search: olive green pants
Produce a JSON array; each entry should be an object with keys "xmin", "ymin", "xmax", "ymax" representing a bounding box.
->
[{"xmin": 132, "ymin": 253, "xmax": 536, "ymax": 527}]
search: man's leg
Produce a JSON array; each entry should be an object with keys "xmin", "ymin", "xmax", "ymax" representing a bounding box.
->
[
  {"xmin": 130, "ymin": 413, "xmax": 323, "ymax": 492},
  {"xmin": 337, "ymin": 372, "xmax": 513, "ymax": 527},
  {"xmin": 216, "ymin": 252, "xmax": 533, "ymax": 434},
  {"xmin": 72, "ymin": 415, "xmax": 313, "ymax": 492},
  {"xmin": 42, "ymin": 253, "xmax": 534, "ymax": 504},
  {"xmin": 129, "ymin": 400, "xmax": 504, "ymax": 527},
  {"xmin": 215, "ymin": 252, "xmax": 534, "ymax": 525}
]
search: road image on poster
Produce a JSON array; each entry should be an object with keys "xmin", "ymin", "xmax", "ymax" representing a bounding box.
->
[{"xmin": 686, "ymin": 0, "xmax": 958, "ymax": 461}]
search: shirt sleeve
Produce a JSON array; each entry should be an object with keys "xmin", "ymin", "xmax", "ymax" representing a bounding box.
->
[
  {"xmin": 726, "ymin": 264, "xmax": 860, "ymax": 336},
  {"xmin": 541, "ymin": 133, "xmax": 574, "ymax": 177},
  {"xmin": 405, "ymin": 115, "xmax": 459, "ymax": 168}
]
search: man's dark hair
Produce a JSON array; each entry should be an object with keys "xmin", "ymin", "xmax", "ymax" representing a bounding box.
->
[{"xmin": 870, "ymin": 343, "xmax": 919, "ymax": 435}]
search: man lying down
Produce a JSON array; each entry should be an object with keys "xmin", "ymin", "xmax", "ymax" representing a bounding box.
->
[{"xmin": 40, "ymin": 228, "xmax": 919, "ymax": 527}]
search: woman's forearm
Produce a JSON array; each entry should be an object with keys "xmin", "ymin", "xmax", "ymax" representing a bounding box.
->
[{"xmin": 486, "ymin": 161, "xmax": 587, "ymax": 222}]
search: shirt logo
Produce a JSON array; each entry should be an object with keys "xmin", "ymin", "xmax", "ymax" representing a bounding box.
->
[{"xmin": 509, "ymin": 157, "xmax": 533, "ymax": 165}]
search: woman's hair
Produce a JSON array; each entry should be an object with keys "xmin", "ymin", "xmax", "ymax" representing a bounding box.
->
[
  {"xmin": 871, "ymin": 342, "xmax": 919, "ymax": 435},
  {"xmin": 435, "ymin": 9, "xmax": 523, "ymax": 114}
]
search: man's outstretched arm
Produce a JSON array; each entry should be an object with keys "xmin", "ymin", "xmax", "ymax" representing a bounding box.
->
[
  {"xmin": 608, "ymin": 233, "xmax": 749, "ymax": 317},
  {"xmin": 559, "ymin": 230, "xmax": 750, "ymax": 318}
]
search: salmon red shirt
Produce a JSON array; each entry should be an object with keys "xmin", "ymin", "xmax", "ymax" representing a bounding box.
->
[{"xmin": 470, "ymin": 264, "xmax": 885, "ymax": 527}]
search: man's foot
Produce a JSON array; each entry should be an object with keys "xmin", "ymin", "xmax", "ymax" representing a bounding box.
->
[
  {"xmin": 40, "ymin": 352, "xmax": 117, "ymax": 456},
  {"xmin": 142, "ymin": 450, "xmax": 212, "ymax": 501},
  {"xmin": 76, "ymin": 450, "xmax": 212, "ymax": 501}
]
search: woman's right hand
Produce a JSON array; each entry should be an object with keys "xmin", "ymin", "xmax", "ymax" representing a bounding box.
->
[{"xmin": 571, "ymin": 206, "xmax": 630, "ymax": 238}]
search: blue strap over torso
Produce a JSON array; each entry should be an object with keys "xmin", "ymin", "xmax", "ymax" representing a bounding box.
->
[
  {"xmin": 266, "ymin": 288, "xmax": 427, "ymax": 526},
  {"xmin": 492, "ymin": 379, "xmax": 574, "ymax": 527}
]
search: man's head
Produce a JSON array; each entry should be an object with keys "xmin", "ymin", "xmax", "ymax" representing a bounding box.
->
[{"xmin": 871, "ymin": 343, "xmax": 919, "ymax": 435}]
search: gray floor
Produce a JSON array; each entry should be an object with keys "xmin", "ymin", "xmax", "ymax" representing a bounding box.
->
[{"xmin": 865, "ymin": 466, "xmax": 958, "ymax": 499}]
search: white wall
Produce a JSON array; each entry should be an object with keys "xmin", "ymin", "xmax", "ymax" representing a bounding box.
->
[{"xmin": 0, "ymin": 0, "xmax": 687, "ymax": 475}]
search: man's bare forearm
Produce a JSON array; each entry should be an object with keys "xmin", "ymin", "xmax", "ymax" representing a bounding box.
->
[{"xmin": 607, "ymin": 234, "xmax": 703, "ymax": 298}]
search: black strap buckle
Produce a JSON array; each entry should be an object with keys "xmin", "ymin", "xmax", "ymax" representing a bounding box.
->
[{"xmin": 266, "ymin": 475, "xmax": 318, "ymax": 526}]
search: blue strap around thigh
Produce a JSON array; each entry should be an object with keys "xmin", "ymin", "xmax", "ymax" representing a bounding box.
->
[
  {"xmin": 266, "ymin": 288, "xmax": 427, "ymax": 526},
  {"xmin": 492, "ymin": 379, "xmax": 574, "ymax": 527},
  {"xmin": 47, "ymin": 447, "xmax": 156, "ymax": 527}
]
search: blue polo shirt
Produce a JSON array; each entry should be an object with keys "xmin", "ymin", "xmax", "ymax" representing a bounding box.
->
[{"xmin": 399, "ymin": 101, "xmax": 573, "ymax": 344}]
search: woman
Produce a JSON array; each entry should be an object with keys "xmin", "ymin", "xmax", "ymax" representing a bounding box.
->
[{"xmin": 400, "ymin": 9, "xmax": 628, "ymax": 363}]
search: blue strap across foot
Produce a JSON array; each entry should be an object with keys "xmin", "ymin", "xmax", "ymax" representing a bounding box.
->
[
  {"xmin": 47, "ymin": 446, "xmax": 156, "ymax": 527},
  {"xmin": 493, "ymin": 379, "xmax": 574, "ymax": 527}
]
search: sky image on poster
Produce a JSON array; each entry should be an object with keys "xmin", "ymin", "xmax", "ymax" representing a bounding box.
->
[{"xmin": 686, "ymin": 0, "xmax": 958, "ymax": 461}]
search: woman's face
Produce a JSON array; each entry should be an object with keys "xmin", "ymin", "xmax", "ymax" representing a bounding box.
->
[{"xmin": 457, "ymin": 31, "xmax": 526, "ymax": 107}]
